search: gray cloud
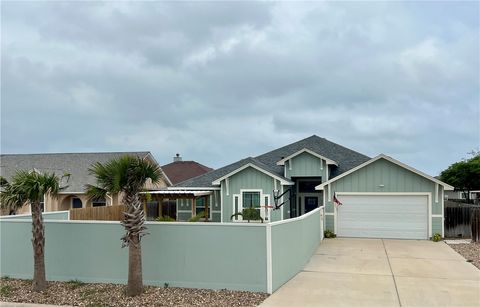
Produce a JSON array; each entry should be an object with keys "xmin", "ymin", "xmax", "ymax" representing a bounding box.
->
[{"xmin": 1, "ymin": 1, "xmax": 479, "ymax": 175}]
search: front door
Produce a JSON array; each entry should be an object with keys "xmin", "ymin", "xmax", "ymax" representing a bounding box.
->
[{"xmin": 304, "ymin": 196, "xmax": 318, "ymax": 213}]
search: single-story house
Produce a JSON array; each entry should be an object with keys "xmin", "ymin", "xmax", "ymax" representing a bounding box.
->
[
  {"xmin": 164, "ymin": 135, "xmax": 452, "ymax": 239},
  {"xmin": 0, "ymin": 152, "xmax": 171, "ymax": 215}
]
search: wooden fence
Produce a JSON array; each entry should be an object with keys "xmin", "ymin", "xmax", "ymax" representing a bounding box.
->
[
  {"xmin": 444, "ymin": 204, "xmax": 480, "ymax": 238},
  {"xmin": 69, "ymin": 205, "xmax": 126, "ymax": 221}
]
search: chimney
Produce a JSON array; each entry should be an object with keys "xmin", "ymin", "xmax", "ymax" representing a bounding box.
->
[{"xmin": 173, "ymin": 153, "xmax": 182, "ymax": 162}]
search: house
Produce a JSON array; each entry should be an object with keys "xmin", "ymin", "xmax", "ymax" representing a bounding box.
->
[
  {"xmin": 158, "ymin": 135, "xmax": 452, "ymax": 239},
  {"xmin": 0, "ymin": 152, "xmax": 171, "ymax": 215},
  {"xmin": 162, "ymin": 153, "xmax": 213, "ymax": 185},
  {"xmin": 143, "ymin": 153, "xmax": 213, "ymax": 221}
]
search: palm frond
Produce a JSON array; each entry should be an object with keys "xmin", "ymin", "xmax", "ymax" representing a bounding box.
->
[{"xmin": 85, "ymin": 184, "xmax": 108, "ymax": 200}]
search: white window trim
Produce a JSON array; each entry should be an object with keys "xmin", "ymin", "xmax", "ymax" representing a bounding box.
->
[
  {"xmin": 232, "ymin": 194, "xmax": 241, "ymax": 221},
  {"xmin": 232, "ymin": 189, "xmax": 271, "ymax": 222}
]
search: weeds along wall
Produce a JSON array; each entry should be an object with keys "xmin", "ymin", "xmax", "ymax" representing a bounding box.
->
[{"xmin": 0, "ymin": 207, "xmax": 324, "ymax": 293}]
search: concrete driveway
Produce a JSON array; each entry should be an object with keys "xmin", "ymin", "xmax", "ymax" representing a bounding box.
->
[{"xmin": 261, "ymin": 238, "xmax": 480, "ymax": 307}]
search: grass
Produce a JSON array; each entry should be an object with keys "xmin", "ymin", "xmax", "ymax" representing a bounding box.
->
[
  {"xmin": 80, "ymin": 288, "xmax": 98, "ymax": 300},
  {"xmin": 0, "ymin": 285, "xmax": 14, "ymax": 297},
  {"xmin": 66, "ymin": 279, "xmax": 85, "ymax": 289}
]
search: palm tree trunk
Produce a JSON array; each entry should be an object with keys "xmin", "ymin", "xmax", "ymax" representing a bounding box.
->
[
  {"xmin": 31, "ymin": 201, "xmax": 46, "ymax": 291},
  {"xmin": 127, "ymin": 235, "xmax": 143, "ymax": 296},
  {"xmin": 121, "ymin": 193, "xmax": 146, "ymax": 296}
]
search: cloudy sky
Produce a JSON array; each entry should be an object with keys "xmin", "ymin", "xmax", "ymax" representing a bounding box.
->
[{"xmin": 1, "ymin": 1, "xmax": 479, "ymax": 175}]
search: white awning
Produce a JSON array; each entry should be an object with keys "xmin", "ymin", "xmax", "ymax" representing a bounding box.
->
[{"xmin": 141, "ymin": 190, "xmax": 212, "ymax": 197}]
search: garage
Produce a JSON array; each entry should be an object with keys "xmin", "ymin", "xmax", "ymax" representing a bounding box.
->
[{"xmin": 337, "ymin": 194, "xmax": 429, "ymax": 239}]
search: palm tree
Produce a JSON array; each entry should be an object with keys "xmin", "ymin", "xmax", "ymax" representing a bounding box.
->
[
  {"xmin": 85, "ymin": 155, "xmax": 162, "ymax": 296},
  {"xmin": 0, "ymin": 171, "xmax": 63, "ymax": 291}
]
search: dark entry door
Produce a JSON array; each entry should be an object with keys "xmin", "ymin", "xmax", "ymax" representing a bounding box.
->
[{"xmin": 304, "ymin": 197, "xmax": 318, "ymax": 213}]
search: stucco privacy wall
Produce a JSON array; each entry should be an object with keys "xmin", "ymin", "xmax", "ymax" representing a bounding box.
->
[
  {"xmin": 270, "ymin": 207, "xmax": 323, "ymax": 291},
  {"xmin": 0, "ymin": 211, "xmax": 69, "ymax": 221},
  {"xmin": 221, "ymin": 167, "xmax": 282, "ymax": 223},
  {"xmin": 323, "ymin": 158, "xmax": 444, "ymax": 236},
  {"xmin": 0, "ymin": 220, "xmax": 268, "ymax": 292}
]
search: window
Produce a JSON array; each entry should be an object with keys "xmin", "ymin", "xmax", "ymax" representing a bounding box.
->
[
  {"xmin": 195, "ymin": 196, "xmax": 205, "ymax": 216},
  {"xmin": 243, "ymin": 191, "xmax": 260, "ymax": 208},
  {"xmin": 243, "ymin": 191, "xmax": 261, "ymax": 218},
  {"xmin": 71, "ymin": 197, "xmax": 82, "ymax": 209},
  {"xmin": 92, "ymin": 197, "xmax": 106, "ymax": 207}
]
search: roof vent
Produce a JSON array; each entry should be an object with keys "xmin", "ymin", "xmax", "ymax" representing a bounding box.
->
[{"xmin": 173, "ymin": 153, "xmax": 182, "ymax": 162}]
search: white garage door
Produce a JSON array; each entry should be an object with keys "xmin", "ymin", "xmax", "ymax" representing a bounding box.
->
[{"xmin": 337, "ymin": 194, "xmax": 428, "ymax": 239}]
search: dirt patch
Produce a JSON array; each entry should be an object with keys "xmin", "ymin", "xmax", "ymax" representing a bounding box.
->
[
  {"xmin": 447, "ymin": 242, "xmax": 480, "ymax": 269},
  {"xmin": 0, "ymin": 278, "xmax": 269, "ymax": 307}
]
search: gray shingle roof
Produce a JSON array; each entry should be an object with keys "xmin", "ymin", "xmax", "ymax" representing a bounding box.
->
[
  {"xmin": 175, "ymin": 135, "xmax": 370, "ymax": 188},
  {"xmin": 0, "ymin": 152, "xmax": 151, "ymax": 193}
]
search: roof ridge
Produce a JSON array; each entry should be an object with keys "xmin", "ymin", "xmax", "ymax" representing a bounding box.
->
[{"xmin": 0, "ymin": 151, "xmax": 151, "ymax": 156}]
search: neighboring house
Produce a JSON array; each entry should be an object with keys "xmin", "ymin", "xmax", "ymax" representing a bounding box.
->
[
  {"xmin": 161, "ymin": 135, "xmax": 452, "ymax": 239},
  {"xmin": 0, "ymin": 152, "xmax": 171, "ymax": 215},
  {"xmin": 445, "ymin": 190, "xmax": 480, "ymax": 201},
  {"xmin": 162, "ymin": 153, "xmax": 213, "ymax": 185}
]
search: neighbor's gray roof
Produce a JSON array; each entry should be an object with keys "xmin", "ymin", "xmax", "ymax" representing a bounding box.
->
[
  {"xmin": 0, "ymin": 152, "xmax": 151, "ymax": 193},
  {"xmin": 175, "ymin": 135, "xmax": 370, "ymax": 188}
]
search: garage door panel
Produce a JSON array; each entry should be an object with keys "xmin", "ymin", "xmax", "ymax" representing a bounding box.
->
[{"xmin": 337, "ymin": 195, "xmax": 428, "ymax": 239}]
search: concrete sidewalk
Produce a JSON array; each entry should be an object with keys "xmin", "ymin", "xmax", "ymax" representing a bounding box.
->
[{"xmin": 261, "ymin": 238, "xmax": 480, "ymax": 307}]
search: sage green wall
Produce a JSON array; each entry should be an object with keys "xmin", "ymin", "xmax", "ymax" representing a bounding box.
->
[
  {"xmin": 0, "ymin": 211, "xmax": 69, "ymax": 221},
  {"xmin": 0, "ymin": 220, "xmax": 268, "ymax": 292},
  {"xmin": 285, "ymin": 152, "xmax": 327, "ymax": 180},
  {"xmin": 271, "ymin": 208, "xmax": 322, "ymax": 291},
  {"xmin": 221, "ymin": 167, "xmax": 280, "ymax": 223},
  {"xmin": 323, "ymin": 158, "xmax": 444, "ymax": 237}
]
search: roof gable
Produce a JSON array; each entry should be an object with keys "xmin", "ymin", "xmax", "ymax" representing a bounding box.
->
[
  {"xmin": 316, "ymin": 154, "xmax": 454, "ymax": 190},
  {"xmin": 276, "ymin": 148, "xmax": 338, "ymax": 166},
  {"xmin": 212, "ymin": 163, "xmax": 294, "ymax": 185},
  {"xmin": 162, "ymin": 161, "xmax": 213, "ymax": 185}
]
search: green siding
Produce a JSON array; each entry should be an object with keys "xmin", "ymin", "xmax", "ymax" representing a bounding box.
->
[
  {"xmin": 323, "ymin": 158, "xmax": 444, "ymax": 237},
  {"xmin": 222, "ymin": 167, "xmax": 277, "ymax": 223},
  {"xmin": 177, "ymin": 211, "xmax": 192, "ymax": 221},
  {"xmin": 285, "ymin": 152, "xmax": 327, "ymax": 180},
  {"xmin": 432, "ymin": 217, "xmax": 443, "ymax": 235},
  {"xmin": 0, "ymin": 220, "xmax": 268, "ymax": 292},
  {"xmin": 325, "ymin": 215, "xmax": 334, "ymax": 232}
]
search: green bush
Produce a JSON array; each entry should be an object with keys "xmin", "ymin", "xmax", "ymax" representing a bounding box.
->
[
  {"xmin": 66, "ymin": 279, "xmax": 85, "ymax": 289},
  {"xmin": 188, "ymin": 211, "xmax": 205, "ymax": 222},
  {"xmin": 230, "ymin": 208, "xmax": 263, "ymax": 223},
  {"xmin": 431, "ymin": 233, "xmax": 442, "ymax": 242},
  {"xmin": 324, "ymin": 229, "xmax": 336, "ymax": 238},
  {"xmin": 0, "ymin": 285, "xmax": 13, "ymax": 297},
  {"xmin": 156, "ymin": 215, "xmax": 176, "ymax": 222}
]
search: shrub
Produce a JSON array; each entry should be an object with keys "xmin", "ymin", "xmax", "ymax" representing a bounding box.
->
[
  {"xmin": 431, "ymin": 233, "xmax": 442, "ymax": 242},
  {"xmin": 324, "ymin": 229, "xmax": 336, "ymax": 238},
  {"xmin": 230, "ymin": 208, "xmax": 263, "ymax": 223},
  {"xmin": 188, "ymin": 211, "xmax": 205, "ymax": 222},
  {"xmin": 156, "ymin": 216, "xmax": 176, "ymax": 222},
  {"xmin": 0, "ymin": 285, "xmax": 13, "ymax": 297},
  {"xmin": 66, "ymin": 279, "xmax": 85, "ymax": 289}
]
